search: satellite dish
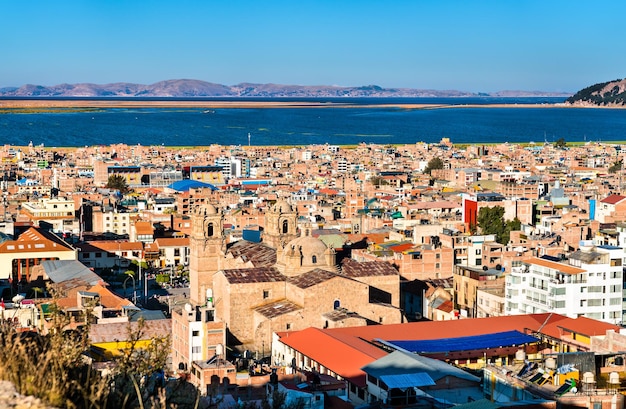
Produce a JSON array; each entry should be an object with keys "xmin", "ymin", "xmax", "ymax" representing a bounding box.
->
[
  {"xmin": 184, "ymin": 303, "xmax": 193, "ymax": 312},
  {"xmin": 12, "ymin": 295, "xmax": 24, "ymax": 304}
]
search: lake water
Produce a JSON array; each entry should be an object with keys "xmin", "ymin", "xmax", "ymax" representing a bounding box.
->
[{"xmin": 1, "ymin": 97, "xmax": 625, "ymax": 147}]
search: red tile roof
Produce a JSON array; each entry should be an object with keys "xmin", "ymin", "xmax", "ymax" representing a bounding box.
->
[{"xmin": 600, "ymin": 194, "xmax": 626, "ymax": 205}]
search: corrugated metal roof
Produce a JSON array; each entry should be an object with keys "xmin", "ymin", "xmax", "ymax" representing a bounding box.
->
[
  {"xmin": 42, "ymin": 260, "xmax": 103, "ymax": 286},
  {"xmin": 384, "ymin": 330, "xmax": 539, "ymax": 354},
  {"xmin": 168, "ymin": 180, "xmax": 218, "ymax": 192},
  {"xmin": 362, "ymin": 350, "xmax": 480, "ymax": 383},
  {"xmin": 379, "ymin": 373, "xmax": 435, "ymax": 388}
]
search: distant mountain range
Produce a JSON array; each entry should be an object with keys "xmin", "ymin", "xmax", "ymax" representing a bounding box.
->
[
  {"xmin": 565, "ymin": 78, "xmax": 626, "ymax": 106},
  {"xmin": 0, "ymin": 79, "xmax": 572, "ymax": 98}
]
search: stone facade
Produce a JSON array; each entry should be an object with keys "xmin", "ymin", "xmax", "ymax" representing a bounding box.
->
[{"xmin": 188, "ymin": 200, "xmax": 404, "ymax": 354}]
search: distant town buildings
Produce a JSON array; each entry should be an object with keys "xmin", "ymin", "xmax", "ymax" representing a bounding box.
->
[{"xmin": 3, "ymin": 138, "xmax": 626, "ymax": 407}]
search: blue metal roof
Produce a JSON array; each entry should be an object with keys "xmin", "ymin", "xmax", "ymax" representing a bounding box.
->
[
  {"xmin": 168, "ymin": 180, "xmax": 218, "ymax": 192},
  {"xmin": 379, "ymin": 373, "xmax": 435, "ymax": 389},
  {"xmin": 385, "ymin": 330, "xmax": 538, "ymax": 354}
]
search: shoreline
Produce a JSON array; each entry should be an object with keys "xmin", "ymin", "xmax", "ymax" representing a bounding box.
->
[{"xmin": 0, "ymin": 99, "xmax": 579, "ymax": 110}]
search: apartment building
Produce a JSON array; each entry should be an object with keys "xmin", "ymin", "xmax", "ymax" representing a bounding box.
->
[
  {"xmin": 506, "ymin": 245, "xmax": 623, "ymax": 324},
  {"xmin": 20, "ymin": 197, "xmax": 77, "ymax": 233}
]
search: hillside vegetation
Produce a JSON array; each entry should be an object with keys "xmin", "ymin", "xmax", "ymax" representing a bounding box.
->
[{"xmin": 566, "ymin": 78, "xmax": 626, "ymax": 106}]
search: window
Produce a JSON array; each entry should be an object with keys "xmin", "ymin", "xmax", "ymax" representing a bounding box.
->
[
  {"xmin": 312, "ymin": 255, "xmax": 317, "ymax": 264},
  {"xmin": 207, "ymin": 222, "xmax": 214, "ymax": 237},
  {"xmin": 263, "ymin": 290, "xmax": 270, "ymax": 299},
  {"xmin": 192, "ymin": 330, "xmax": 199, "ymax": 337},
  {"xmin": 95, "ymin": 252, "xmax": 102, "ymax": 258},
  {"xmin": 286, "ymin": 323, "xmax": 291, "ymax": 330},
  {"xmin": 282, "ymin": 220, "xmax": 289, "ymax": 234}
]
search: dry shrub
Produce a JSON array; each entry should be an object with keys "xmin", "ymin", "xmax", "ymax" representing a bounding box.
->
[{"xmin": 0, "ymin": 290, "xmax": 173, "ymax": 409}]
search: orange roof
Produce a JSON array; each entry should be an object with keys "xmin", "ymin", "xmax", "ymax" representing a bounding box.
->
[
  {"xmin": 318, "ymin": 188, "xmax": 339, "ymax": 196},
  {"xmin": 327, "ymin": 313, "xmax": 618, "ymax": 343},
  {"xmin": 278, "ymin": 314, "xmax": 619, "ymax": 387},
  {"xmin": 0, "ymin": 227, "xmax": 75, "ymax": 254},
  {"xmin": 388, "ymin": 243, "xmax": 414, "ymax": 253},
  {"xmin": 435, "ymin": 299, "xmax": 454, "ymax": 313},
  {"xmin": 86, "ymin": 241, "xmax": 143, "ymax": 252},
  {"xmin": 278, "ymin": 327, "xmax": 386, "ymax": 387},
  {"xmin": 134, "ymin": 221, "xmax": 154, "ymax": 235},
  {"xmin": 154, "ymin": 237, "xmax": 190, "ymax": 247},
  {"xmin": 88, "ymin": 283, "xmax": 134, "ymax": 309},
  {"xmin": 524, "ymin": 257, "xmax": 585, "ymax": 275}
]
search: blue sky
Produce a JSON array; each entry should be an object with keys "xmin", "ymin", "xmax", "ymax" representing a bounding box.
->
[{"xmin": 2, "ymin": 1, "xmax": 625, "ymax": 92}]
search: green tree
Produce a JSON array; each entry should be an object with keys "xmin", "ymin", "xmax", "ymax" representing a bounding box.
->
[
  {"xmin": 423, "ymin": 157, "xmax": 444, "ymax": 175},
  {"xmin": 554, "ymin": 137, "xmax": 567, "ymax": 149},
  {"xmin": 106, "ymin": 174, "xmax": 130, "ymax": 193},
  {"xmin": 503, "ymin": 217, "xmax": 521, "ymax": 245},
  {"xmin": 609, "ymin": 159, "xmax": 623, "ymax": 174},
  {"xmin": 477, "ymin": 206, "xmax": 505, "ymax": 241},
  {"xmin": 477, "ymin": 206, "xmax": 519, "ymax": 245}
]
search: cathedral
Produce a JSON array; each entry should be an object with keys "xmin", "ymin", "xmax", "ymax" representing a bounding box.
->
[{"xmin": 187, "ymin": 200, "xmax": 404, "ymax": 354}]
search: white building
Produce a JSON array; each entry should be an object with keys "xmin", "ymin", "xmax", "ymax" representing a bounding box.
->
[
  {"xmin": 506, "ymin": 245, "xmax": 623, "ymax": 325},
  {"xmin": 20, "ymin": 197, "xmax": 77, "ymax": 233}
]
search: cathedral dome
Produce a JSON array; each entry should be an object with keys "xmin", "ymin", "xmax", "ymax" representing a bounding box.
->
[
  {"xmin": 272, "ymin": 199, "xmax": 293, "ymax": 213},
  {"xmin": 283, "ymin": 234, "xmax": 330, "ymax": 267},
  {"xmin": 194, "ymin": 203, "xmax": 219, "ymax": 216}
]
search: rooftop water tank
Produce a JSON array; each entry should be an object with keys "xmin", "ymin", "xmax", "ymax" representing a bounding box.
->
[
  {"xmin": 582, "ymin": 372, "xmax": 595, "ymax": 384},
  {"xmin": 610, "ymin": 372, "xmax": 620, "ymax": 385}
]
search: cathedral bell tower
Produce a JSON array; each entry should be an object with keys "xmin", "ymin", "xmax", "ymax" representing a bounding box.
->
[
  {"xmin": 263, "ymin": 199, "xmax": 298, "ymax": 250},
  {"xmin": 189, "ymin": 203, "xmax": 224, "ymax": 306}
]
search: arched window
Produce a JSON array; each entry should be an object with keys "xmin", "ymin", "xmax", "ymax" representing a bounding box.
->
[
  {"xmin": 282, "ymin": 219, "xmax": 289, "ymax": 234},
  {"xmin": 312, "ymin": 255, "xmax": 317, "ymax": 264},
  {"xmin": 207, "ymin": 222, "xmax": 214, "ymax": 237},
  {"xmin": 333, "ymin": 299, "xmax": 340, "ymax": 310}
]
